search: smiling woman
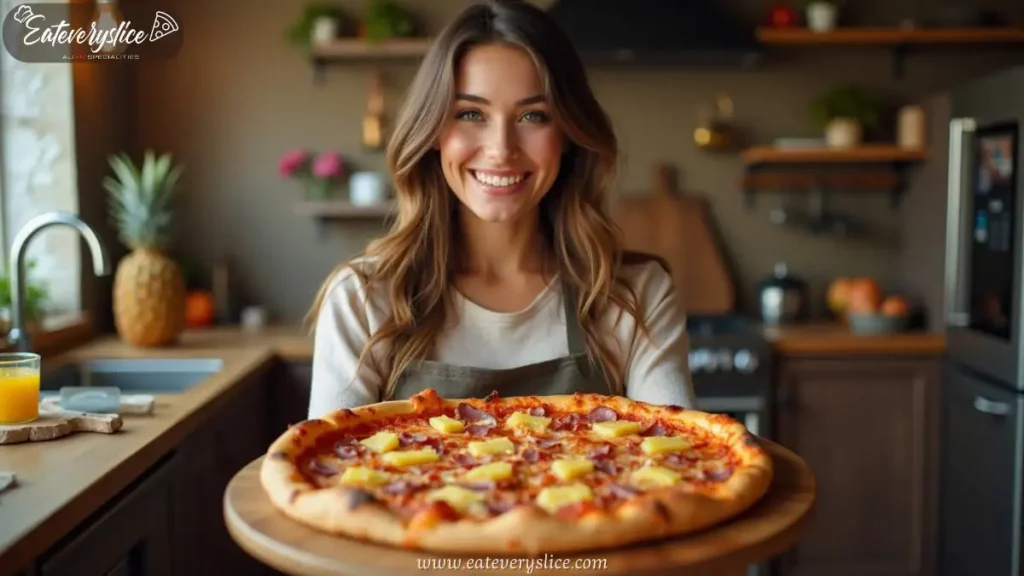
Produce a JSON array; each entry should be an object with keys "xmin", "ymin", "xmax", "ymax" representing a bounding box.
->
[{"xmin": 306, "ymin": 0, "xmax": 695, "ymax": 416}]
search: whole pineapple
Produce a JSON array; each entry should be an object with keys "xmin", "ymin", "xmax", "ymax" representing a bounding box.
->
[{"xmin": 104, "ymin": 150, "xmax": 187, "ymax": 347}]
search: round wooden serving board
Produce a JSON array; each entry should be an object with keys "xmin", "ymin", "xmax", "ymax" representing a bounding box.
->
[{"xmin": 224, "ymin": 439, "xmax": 816, "ymax": 576}]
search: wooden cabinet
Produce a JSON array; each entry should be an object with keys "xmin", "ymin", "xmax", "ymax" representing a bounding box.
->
[
  {"xmin": 37, "ymin": 453, "xmax": 175, "ymax": 576},
  {"xmin": 773, "ymin": 355, "xmax": 942, "ymax": 576},
  {"xmin": 268, "ymin": 360, "xmax": 313, "ymax": 436},
  {"xmin": 169, "ymin": 367, "xmax": 271, "ymax": 576}
]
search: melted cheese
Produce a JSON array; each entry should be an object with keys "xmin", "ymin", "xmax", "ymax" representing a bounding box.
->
[
  {"xmin": 468, "ymin": 437, "xmax": 515, "ymax": 457},
  {"xmin": 464, "ymin": 461, "xmax": 513, "ymax": 482},
  {"xmin": 429, "ymin": 415, "xmax": 465, "ymax": 434},
  {"xmin": 506, "ymin": 411, "xmax": 551, "ymax": 432},
  {"xmin": 640, "ymin": 435, "xmax": 689, "ymax": 455},
  {"xmin": 360, "ymin": 431, "xmax": 400, "ymax": 453},
  {"xmin": 535, "ymin": 483, "xmax": 593, "ymax": 513},
  {"xmin": 550, "ymin": 458, "xmax": 594, "ymax": 481},
  {"xmin": 381, "ymin": 447, "xmax": 439, "ymax": 467},
  {"xmin": 591, "ymin": 420, "xmax": 641, "ymax": 438},
  {"xmin": 339, "ymin": 465, "xmax": 391, "ymax": 487}
]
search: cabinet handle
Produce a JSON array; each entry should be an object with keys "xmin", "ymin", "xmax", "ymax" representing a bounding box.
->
[{"xmin": 973, "ymin": 395, "xmax": 1011, "ymax": 416}]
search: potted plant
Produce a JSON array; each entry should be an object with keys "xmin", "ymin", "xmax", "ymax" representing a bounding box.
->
[
  {"xmin": 279, "ymin": 149, "xmax": 347, "ymax": 199},
  {"xmin": 288, "ymin": 2, "xmax": 344, "ymax": 47},
  {"xmin": 0, "ymin": 259, "xmax": 49, "ymax": 334},
  {"xmin": 804, "ymin": 0, "xmax": 840, "ymax": 32},
  {"xmin": 360, "ymin": 0, "xmax": 416, "ymax": 41},
  {"xmin": 810, "ymin": 85, "xmax": 882, "ymax": 148}
]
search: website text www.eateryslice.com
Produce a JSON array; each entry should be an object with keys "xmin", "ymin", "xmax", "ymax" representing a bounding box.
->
[{"xmin": 417, "ymin": 555, "xmax": 608, "ymax": 572}]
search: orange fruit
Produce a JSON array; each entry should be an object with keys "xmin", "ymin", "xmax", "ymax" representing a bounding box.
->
[
  {"xmin": 185, "ymin": 290, "xmax": 215, "ymax": 327},
  {"xmin": 881, "ymin": 296, "xmax": 910, "ymax": 317}
]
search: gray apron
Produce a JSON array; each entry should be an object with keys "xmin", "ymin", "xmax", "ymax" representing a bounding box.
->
[{"xmin": 388, "ymin": 280, "xmax": 612, "ymax": 401}]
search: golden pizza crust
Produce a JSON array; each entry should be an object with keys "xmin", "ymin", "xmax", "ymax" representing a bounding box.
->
[{"xmin": 260, "ymin": 389, "xmax": 774, "ymax": 555}]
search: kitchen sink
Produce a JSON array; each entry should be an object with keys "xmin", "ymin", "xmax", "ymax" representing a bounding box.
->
[{"xmin": 40, "ymin": 358, "xmax": 225, "ymax": 394}]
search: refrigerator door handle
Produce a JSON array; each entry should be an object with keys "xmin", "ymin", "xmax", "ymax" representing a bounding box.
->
[
  {"xmin": 944, "ymin": 117, "xmax": 976, "ymax": 328},
  {"xmin": 973, "ymin": 395, "xmax": 1012, "ymax": 416}
]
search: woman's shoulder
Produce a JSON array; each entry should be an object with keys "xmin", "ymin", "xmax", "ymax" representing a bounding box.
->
[
  {"xmin": 616, "ymin": 251, "xmax": 675, "ymax": 296},
  {"xmin": 320, "ymin": 256, "xmax": 390, "ymax": 313}
]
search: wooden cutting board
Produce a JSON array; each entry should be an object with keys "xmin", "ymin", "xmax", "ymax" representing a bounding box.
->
[
  {"xmin": 0, "ymin": 410, "xmax": 122, "ymax": 445},
  {"xmin": 613, "ymin": 163, "xmax": 735, "ymax": 314}
]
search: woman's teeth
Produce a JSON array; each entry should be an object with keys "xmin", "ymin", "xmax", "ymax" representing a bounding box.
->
[{"xmin": 472, "ymin": 171, "xmax": 526, "ymax": 187}]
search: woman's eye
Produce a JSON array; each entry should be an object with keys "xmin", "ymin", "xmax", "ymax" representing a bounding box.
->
[
  {"xmin": 521, "ymin": 110, "xmax": 549, "ymax": 123},
  {"xmin": 456, "ymin": 109, "xmax": 483, "ymax": 121}
]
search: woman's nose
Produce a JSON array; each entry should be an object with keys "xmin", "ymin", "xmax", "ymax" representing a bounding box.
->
[{"xmin": 484, "ymin": 121, "xmax": 519, "ymax": 162}]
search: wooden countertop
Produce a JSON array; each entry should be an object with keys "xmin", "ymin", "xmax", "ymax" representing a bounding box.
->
[
  {"xmin": 0, "ymin": 327, "xmax": 310, "ymax": 572},
  {"xmin": 761, "ymin": 322, "xmax": 946, "ymax": 356},
  {"xmin": 0, "ymin": 321, "xmax": 943, "ymax": 570}
]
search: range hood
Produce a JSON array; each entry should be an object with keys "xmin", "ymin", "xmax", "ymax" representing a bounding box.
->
[{"xmin": 545, "ymin": 0, "xmax": 762, "ymax": 68}]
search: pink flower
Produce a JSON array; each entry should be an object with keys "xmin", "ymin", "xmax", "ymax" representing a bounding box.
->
[
  {"xmin": 311, "ymin": 151, "xmax": 343, "ymax": 180},
  {"xmin": 278, "ymin": 148, "xmax": 308, "ymax": 178}
]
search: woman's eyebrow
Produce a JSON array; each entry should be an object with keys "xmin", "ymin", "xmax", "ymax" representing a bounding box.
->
[{"xmin": 455, "ymin": 93, "xmax": 546, "ymax": 106}]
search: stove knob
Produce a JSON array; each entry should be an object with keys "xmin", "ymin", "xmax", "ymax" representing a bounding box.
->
[
  {"xmin": 734, "ymin": 350, "xmax": 759, "ymax": 373},
  {"xmin": 716, "ymin": 349, "xmax": 734, "ymax": 371}
]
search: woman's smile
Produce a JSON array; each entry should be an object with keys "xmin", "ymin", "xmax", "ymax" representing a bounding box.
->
[{"xmin": 468, "ymin": 169, "xmax": 533, "ymax": 196}]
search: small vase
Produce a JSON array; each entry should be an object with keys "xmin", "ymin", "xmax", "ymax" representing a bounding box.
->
[
  {"xmin": 806, "ymin": 2, "xmax": 837, "ymax": 32},
  {"xmin": 311, "ymin": 17, "xmax": 338, "ymax": 45},
  {"xmin": 306, "ymin": 179, "xmax": 332, "ymax": 200},
  {"xmin": 825, "ymin": 118, "xmax": 862, "ymax": 148}
]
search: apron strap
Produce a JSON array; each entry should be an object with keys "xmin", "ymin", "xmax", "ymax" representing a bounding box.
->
[{"xmin": 562, "ymin": 279, "xmax": 588, "ymax": 356}]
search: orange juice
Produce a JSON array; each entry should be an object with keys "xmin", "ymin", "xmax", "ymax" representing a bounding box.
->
[{"xmin": 0, "ymin": 368, "xmax": 40, "ymax": 424}]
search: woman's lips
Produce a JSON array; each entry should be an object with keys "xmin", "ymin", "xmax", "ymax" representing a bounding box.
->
[{"xmin": 469, "ymin": 169, "xmax": 531, "ymax": 196}]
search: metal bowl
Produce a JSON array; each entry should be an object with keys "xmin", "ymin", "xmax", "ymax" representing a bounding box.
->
[{"xmin": 847, "ymin": 313, "xmax": 909, "ymax": 334}]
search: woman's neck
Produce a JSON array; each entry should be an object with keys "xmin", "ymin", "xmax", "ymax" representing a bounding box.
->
[{"xmin": 456, "ymin": 206, "xmax": 550, "ymax": 280}]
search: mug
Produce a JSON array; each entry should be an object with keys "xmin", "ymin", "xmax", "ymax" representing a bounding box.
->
[{"xmin": 349, "ymin": 172, "xmax": 389, "ymax": 206}]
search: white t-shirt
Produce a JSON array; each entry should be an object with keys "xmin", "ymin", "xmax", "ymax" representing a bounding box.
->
[{"xmin": 308, "ymin": 258, "xmax": 696, "ymax": 419}]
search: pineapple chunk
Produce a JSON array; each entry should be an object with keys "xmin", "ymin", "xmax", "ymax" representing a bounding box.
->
[
  {"xmin": 631, "ymin": 465, "xmax": 682, "ymax": 488},
  {"xmin": 591, "ymin": 420, "xmax": 641, "ymax": 438},
  {"xmin": 360, "ymin": 431, "xmax": 400, "ymax": 454},
  {"xmin": 535, "ymin": 483, "xmax": 594, "ymax": 514},
  {"xmin": 640, "ymin": 435, "xmax": 690, "ymax": 455},
  {"xmin": 464, "ymin": 461, "xmax": 513, "ymax": 482},
  {"xmin": 426, "ymin": 485, "xmax": 486, "ymax": 513},
  {"xmin": 339, "ymin": 466, "xmax": 391, "ymax": 487},
  {"xmin": 550, "ymin": 458, "xmax": 594, "ymax": 481},
  {"xmin": 429, "ymin": 415, "xmax": 465, "ymax": 434},
  {"xmin": 381, "ymin": 447, "xmax": 439, "ymax": 467},
  {"xmin": 468, "ymin": 437, "xmax": 515, "ymax": 457},
  {"xmin": 506, "ymin": 411, "xmax": 551, "ymax": 432}
]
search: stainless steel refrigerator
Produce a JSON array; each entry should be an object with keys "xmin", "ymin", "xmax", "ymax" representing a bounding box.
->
[{"xmin": 940, "ymin": 64, "xmax": 1024, "ymax": 576}]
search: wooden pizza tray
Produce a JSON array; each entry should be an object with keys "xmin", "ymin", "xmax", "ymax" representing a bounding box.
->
[{"xmin": 223, "ymin": 439, "xmax": 816, "ymax": 576}]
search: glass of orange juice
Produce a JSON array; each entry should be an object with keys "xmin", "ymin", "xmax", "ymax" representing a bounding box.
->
[{"xmin": 0, "ymin": 353, "xmax": 41, "ymax": 425}]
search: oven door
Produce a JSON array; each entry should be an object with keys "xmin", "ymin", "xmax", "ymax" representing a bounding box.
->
[{"xmin": 696, "ymin": 395, "xmax": 767, "ymax": 438}]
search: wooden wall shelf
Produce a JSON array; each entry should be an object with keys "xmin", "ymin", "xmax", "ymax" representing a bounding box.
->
[
  {"xmin": 743, "ymin": 145, "xmax": 928, "ymax": 166},
  {"xmin": 294, "ymin": 200, "xmax": 396, "ymax": 218},
  {"xmin": 308, "ymin": 38, "xmax": 432, "ymax": 83},
  {"xmin": 757, "ymin": 27, "xmax": 1024, "ymax": 45},
  {"xmin": 756, "ymin": 26, "xmax": 1024, "ymax": 77}
]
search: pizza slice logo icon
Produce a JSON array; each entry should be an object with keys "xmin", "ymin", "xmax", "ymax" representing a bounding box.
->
[{"xmin": 149, "ymin": 10, "xmax": 179, "ymax": 42}]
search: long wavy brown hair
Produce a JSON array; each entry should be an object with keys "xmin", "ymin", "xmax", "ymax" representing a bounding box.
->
[{"xmin": 307, "ymin": 0, "xmax": 658, "ymax": 400}]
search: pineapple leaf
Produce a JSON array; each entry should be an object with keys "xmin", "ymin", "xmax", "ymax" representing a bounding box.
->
[{"xmin": 104, "ymin": 150, "xmax": 184, "ymax": 251}]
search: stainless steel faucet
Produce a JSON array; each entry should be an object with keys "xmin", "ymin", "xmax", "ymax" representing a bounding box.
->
[{"xmin": 7, "ymin": 211, "xmax": 112, "ymax": 352}]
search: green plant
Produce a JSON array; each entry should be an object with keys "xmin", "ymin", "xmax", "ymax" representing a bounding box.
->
[
  {"xmin": 0, "ymin": 259, "xmax": 49, "ymax": 323},
  {"xmin": 810, "ymin": 84, "xmax": 883, "ymax": 130},
  {"xmin": 287, "ymin": 2, "xmax": 344, "ymax": 47},
  {"xmin": 363, "ymin": 0, "xmax": 415, "ymax": 41}
]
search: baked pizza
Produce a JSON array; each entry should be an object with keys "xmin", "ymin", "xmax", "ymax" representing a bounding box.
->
[{"xmin": 260, "ymin": 388, "xmax": 773, "ymax": 555}]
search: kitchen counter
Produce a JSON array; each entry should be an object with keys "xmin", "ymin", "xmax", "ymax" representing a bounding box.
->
[
  {"xmin": 0, "ymin": 326, "xmax": 310, "ymax": 572},
  {"xmin": 0, "ymin": 322, "xmax": 945, "ymax": 571},
  {"xmin": 762, "ymin": 322, "xmax": 946, "ymax": 356}
]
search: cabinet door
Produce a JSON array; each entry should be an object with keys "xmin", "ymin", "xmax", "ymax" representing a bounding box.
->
[
  {"xmin": 775, "ymin": 357, "xmax": 940, "ymax": 576},
  {"xmin": 938, "ymin": 366, "xmax": 1024, "ymax": 576},
  {"xmin": 39, "ymin": 454, "xmax": 174, "ymax": 576}
]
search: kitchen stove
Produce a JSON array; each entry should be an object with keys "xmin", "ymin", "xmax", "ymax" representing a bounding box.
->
[{"xmin": 686, "ymin": 314, "xmax": 774, "ymax": 440}]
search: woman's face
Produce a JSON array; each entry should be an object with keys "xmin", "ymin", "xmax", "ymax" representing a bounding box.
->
[{"xmin": 437, "ymin": 43, "xmax": 564, "ymax": 224}]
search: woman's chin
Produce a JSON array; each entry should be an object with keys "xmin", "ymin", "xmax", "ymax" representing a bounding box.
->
[{"xmin": 462, "ymin": 199, "xmax": 532, "ymax": 224}]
